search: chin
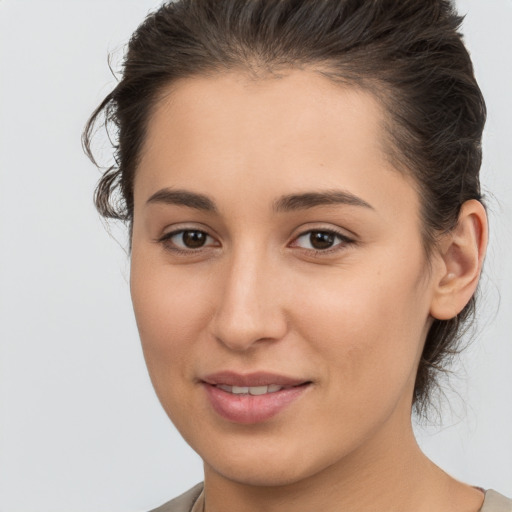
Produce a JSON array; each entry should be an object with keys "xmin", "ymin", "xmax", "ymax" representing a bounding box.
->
[
  {"xmin": 206, "ymin": 456, "xmax": 320, "ymax": 488},
  {"xmin": 197, "ymin": 429, "xmax": 354, "ymax": 489}
]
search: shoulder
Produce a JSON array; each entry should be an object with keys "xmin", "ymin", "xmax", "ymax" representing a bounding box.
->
[
  {"xmin": 148, "ymin": 483, "xmax": 204, "ymax": 512},
  {"xmin": 480, "ymin": 490, "xmax": 512, "ymax": 512},
  {"xmin": 146, "ymin": 484, "xmax": 511, "ymax": 512}
]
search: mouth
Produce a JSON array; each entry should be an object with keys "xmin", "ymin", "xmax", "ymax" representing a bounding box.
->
[
  {"xmin": 214, "ymin": 384, "xmax": 296, "ymax": 395},
  {"xmin": 201, "ymin": 371, "xmax": 312, "ymax": 424},
  {"xmin": 201, "ymin": 370, "xmax": 310, "ymax": 388}
]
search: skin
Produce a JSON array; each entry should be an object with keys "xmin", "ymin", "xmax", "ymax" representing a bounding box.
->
[{"xmin": 130, "ymin": 70, "xmax": 487, "ymax": 512}]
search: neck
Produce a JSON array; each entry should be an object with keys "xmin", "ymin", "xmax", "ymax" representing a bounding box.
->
[{"xmin": 202, "ymin": 411, "xmax": 483, "ymax": 512}]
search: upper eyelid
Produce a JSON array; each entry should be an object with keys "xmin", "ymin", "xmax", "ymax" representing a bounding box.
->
[
  {"xmin": 299, "ymin": 227, "xmax": 352, "ymax": 238},
  {"xmin": 290, "ymin": 224, "xmax": 356, "ymax": 242},
  {"xmin": 158, "ymin": 222, "xmax": 218, "ymax": 240},
  {"xmin": 160, "ymin": 228, "xmax": 217, "ymax": 242},
  {"xmin": 159, "ymin": 226, "xmax": 350, "ymax": 236}
]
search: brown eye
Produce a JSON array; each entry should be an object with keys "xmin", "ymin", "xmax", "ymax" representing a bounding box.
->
[
  {"xmin": 161, "ymin": 229, "xmax": 217, "ymax": 251},
  {"xmin": 292, "ymin": 229, "xmax": 352, "ymax": 253},
  {"xmin": 309, "ymin": 231, "xmax": 336, "ymax": 250},
  {"xmin": 181, "ymin": 230, "xmax": 207, "ymax": 248}
]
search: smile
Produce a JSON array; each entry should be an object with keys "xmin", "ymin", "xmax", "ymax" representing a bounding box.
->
[
  {"xmin": 201, "ymin": 372, "xmax": 312, "ymax": 424},
  {"xmin": 215, "ymin": 384, "xmax": 285, "ymax": 395}
]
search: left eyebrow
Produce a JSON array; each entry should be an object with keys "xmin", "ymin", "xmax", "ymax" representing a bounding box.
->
[{"xmin": 273, "ymin": 190, "xmax": 374, "ymax": 212}]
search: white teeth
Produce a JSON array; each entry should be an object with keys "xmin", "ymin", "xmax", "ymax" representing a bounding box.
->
[
  {"xmin": 232, "ymin": 385, "xmax": 249, "ymax": 394},
  {"xmin": 216, "ymin": 384, "xmax": 285, "ymax": 395},
  {"xmin": 248, "ymin": 386, "xmax": 268, "ymax": 395}
]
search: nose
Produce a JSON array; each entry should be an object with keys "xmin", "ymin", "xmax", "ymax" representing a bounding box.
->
[{"xmin": 209, "ymin": 250, "xmax": 288, "ymax": 352}]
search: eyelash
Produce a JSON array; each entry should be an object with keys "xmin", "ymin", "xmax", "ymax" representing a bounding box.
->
[
  {"xmin": 290, "ymin": 229, "xmax": 354, "ymax": 255},
  {"xmin": 157, "ymin": 228, "xmax": 354, "ymax": 256}
]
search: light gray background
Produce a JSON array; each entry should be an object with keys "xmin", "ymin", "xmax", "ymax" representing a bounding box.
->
[{"xmin": 0, "ymin": 1, "xmax": 510, "ymax": 511}]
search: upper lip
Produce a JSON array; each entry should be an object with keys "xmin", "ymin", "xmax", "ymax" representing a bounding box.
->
[{"xmin": 201, "ymin": 371, "xmax": 309, "ymax": 387}]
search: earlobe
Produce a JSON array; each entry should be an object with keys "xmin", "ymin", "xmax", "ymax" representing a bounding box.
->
[{"xmin": 430, "ymin": 199, "xmax": 488, "ymax": 321}]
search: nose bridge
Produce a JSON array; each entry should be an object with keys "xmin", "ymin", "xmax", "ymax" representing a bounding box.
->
[{"xmin": 211, "ymin": 241, "xmax": 287, "ymax": 351}]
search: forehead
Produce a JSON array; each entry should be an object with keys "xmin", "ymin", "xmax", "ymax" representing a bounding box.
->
[
  {"xmin": 135, "ymin": 69, "xmax": 418, "ymax": 218},
  {"xmin": 141, "ymin": 69, "xmax": 387, "ymax": 166}
]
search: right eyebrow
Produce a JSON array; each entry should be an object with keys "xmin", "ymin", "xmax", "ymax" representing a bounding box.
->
[{"xmin": 145, "ymin": 188, "xmax": 217, "ymax": 212}]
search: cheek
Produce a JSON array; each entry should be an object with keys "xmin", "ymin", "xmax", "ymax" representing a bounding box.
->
[
  {"xmin": 130, "ymin": 250, "xmax": 215, "ymax": 384},
  {"xmin": 292, "ymin": 258, "xmax": 430, "ymax": 406}
]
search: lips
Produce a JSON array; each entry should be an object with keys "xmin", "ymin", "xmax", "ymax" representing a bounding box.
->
[
  {"xmin": 201, "ymin": 371, "xmax": 311, "ymax": 424},
  {"xmin": 216, "ymin": 384, "xmax": 284, "ymax": 395},
  {"xmin": 202, "ymin": 370, "xmax": 308, "ymax": 388}
]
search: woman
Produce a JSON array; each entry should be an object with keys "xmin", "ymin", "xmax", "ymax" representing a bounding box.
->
[{"xmin": 84, "ymin": 1, "xmax": 511, "ymax": 511}]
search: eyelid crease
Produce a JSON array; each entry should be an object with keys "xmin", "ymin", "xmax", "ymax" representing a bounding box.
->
[{"xmin": 155, "ymin": 221, "xmax": 219, "ymax": 241}]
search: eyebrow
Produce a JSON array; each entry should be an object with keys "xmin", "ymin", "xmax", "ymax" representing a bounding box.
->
[
  {"xmin": 146, "ymin": 188, "xmax": 217, "ymax": 212},
  {"xmin": 145, "ymin": 188, "xmax": 373, "ymax": 213},
  {"xmin": 273, "ymin": 190, "xmax": 374, "ymax": 212}
]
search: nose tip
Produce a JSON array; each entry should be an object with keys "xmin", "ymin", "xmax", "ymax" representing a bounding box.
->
[
  {"xmin": 212, "ymin": 310, "xmax": 286, "ymax": 352},
  {"xmin": 209, "ymin": 260, "xmax": 288, "ymax": 352}
]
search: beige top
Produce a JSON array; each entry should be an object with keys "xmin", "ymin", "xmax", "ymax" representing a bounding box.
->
[{"xmin": 149, "ymin": 483, "xmax": 512, "ymax": 512}]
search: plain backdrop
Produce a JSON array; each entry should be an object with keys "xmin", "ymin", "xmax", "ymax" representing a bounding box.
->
[{"xmin": 0, "ymin": 1, "xmax": 511, "ymax": 511}]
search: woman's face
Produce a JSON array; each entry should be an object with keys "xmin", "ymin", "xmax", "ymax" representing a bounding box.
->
[{"xmin": 130, "ymin": 70, "xmax": 440, "ymax": 486}]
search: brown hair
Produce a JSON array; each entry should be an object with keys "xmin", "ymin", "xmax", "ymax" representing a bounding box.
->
[{"xmin": 83, "ymin": 0, "xmax": 486, "ymax": 414}]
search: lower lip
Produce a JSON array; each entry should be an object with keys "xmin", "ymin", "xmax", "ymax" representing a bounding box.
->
[{"xmin": 204, "ymin": 384, "xmax": 310, "ymax": 424}]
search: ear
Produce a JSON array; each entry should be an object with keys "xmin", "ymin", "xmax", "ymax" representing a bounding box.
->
[{"xmin": 430, "ymin": 199, "xmax": 488, "ymax": 320}]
